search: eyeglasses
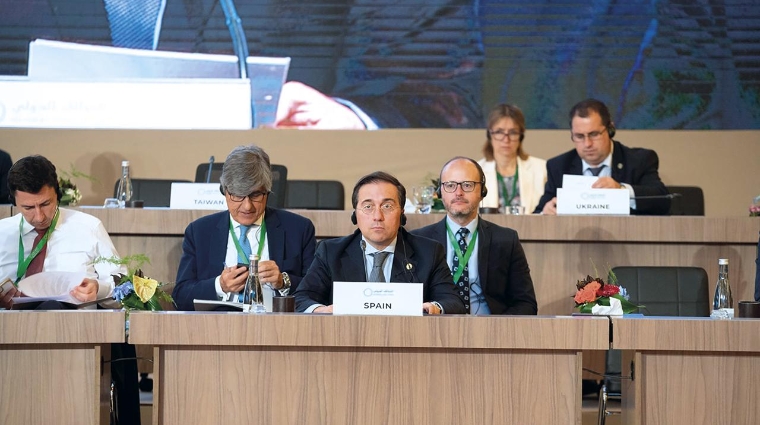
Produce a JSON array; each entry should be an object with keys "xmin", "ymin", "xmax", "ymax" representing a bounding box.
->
[
  {"xmin": 228, "ymin": 190, "xmax": 268, "ymax": 203},
  {"xmin": 571, "ymin": 128, "xmax": 607, "ymax": 143},
  {"xmin": 441, "ymin": 181, "xmax": 479, "ymax": 193},
  {"xmin": 358, "ymin": 202, "xmax": 398, "ymax": 215},
  {"xmin": 489, "ymin": 129, "xmax": 522, "ymax": 142}
]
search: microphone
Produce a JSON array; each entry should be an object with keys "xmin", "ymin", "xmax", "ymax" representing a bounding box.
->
[
  {"xmin": 205, "ymin": 156, "xmax": 215, "ymax": 183},
  {"xmin": 400, "ymin": 235, "xmax": 419, "ymax": 283},
  {"xmin": 631, "ymin": 193, "xmax": 681, "ymax": 200},
  {"xmin": 360, "ymin": 240, "xmax": 369, "ymax": 282},
  {"xmin": 219, "ymin": 0, "xmax": 256, "ymax": 126}
]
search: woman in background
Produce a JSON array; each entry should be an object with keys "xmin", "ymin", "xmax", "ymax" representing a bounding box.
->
[{"xmin": 478, "ymin": 104, "xmax": 547, "ymax": 213}]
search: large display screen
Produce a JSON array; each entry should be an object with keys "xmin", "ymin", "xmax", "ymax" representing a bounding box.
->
[{"xmin": 1, "ymin": 0, "xmax": 758, "ymax": 129}]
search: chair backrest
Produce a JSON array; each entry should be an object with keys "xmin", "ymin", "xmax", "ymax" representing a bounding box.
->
[
  {"xmin": 612, "ymin": 266, "xmax": 711, "ymax": 316},
  {"xmin": 194, "ymin": 163, "xmax": 224, "ymax": 183},
  {"xmin": 666, "ymin": 186, "xmax": 705, "ymax": 216},
  {"xmin": 194, "ymin": 162, "xmax": 287, "ymax": 209},
  {"xmin": 285, "ymin": 180, "xmax": 345, "ymax": 210},
  {"xmin": 113, "ymin": 178, "xmax": 191, "ymax": 208}
]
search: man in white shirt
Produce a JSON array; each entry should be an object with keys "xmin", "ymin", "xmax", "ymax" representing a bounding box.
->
[{"xmin": 0, "ymin": 155, "xmax": 122, "ymax": 308}]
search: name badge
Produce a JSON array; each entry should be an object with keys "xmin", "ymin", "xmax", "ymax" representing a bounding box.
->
[
  {"xmin": 170, "ymin": 183, "xmax": 226, "ymax": 210},
  {"xmin": 556, "ymin": 188, "xmax": 630, "ymax": 215},
  {"xmin": 332, "ymin": 281, "xmax": 423, "ymax": 316}
]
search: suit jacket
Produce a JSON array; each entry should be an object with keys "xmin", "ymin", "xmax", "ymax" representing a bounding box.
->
[
  {"xmin": 293, "ymin": 228, "xmax": 466, "ymax": 314},
  {"xmin": 479, "ymin": 155, "xmax": 547, "ymax": 214},
  {"xmin": 0, "ymin": 150, "xmax": 11, "ymax": 204},
  {"xmin": 412, "ymin": 217, "xmax": 537, "ymax": 315},
  {"xmin": 174, "ymin": 208, "xmax": 316, "ymax": 311},
  {"xmin": 534, "ymin": 141, "xmax": 669, "ymax": 215}
]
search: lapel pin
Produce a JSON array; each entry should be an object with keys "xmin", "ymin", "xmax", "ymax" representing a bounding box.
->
[{"xmin": 617, "ymin": 163, "xmax": 623, "ymax": 170}]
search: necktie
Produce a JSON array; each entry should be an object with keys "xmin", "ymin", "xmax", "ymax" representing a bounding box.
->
[
  {"xmin": 238, "ymin": 225, "xmax": 252, "ymax": 264},
  {"xmin": 25, "ymin": 229, "xmax": 48, "ymax": 277},
  {"xmin": 369, "ymin": 251, "xmax": 390, "ymax": 282},
  {"xmin": 452, "ymin": 228, "xmax": 470, "ymax": 313},
  {"xmin": 104, "ymin": 0, "xmax": 165, "ymax": 49},
  {"xmin": 589, "ymin": 165, "xmax": 606, "ymax": 176}
]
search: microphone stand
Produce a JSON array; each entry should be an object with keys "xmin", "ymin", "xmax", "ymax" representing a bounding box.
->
[{"xmin": 219, "ymin": 0, "xmax": 256, "ymax": 126}]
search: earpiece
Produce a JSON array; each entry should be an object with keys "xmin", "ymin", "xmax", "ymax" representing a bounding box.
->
[
  {"xmin": 219, "ymin": 184, "xmax": 225, "ymax": 196},
  {"xmin": 351, "ymin": 211, "xmax": 357, "ymax": 225},
  {"xmin": 607, "ymin": 124, "xmax": 616, "ymax": 139}
]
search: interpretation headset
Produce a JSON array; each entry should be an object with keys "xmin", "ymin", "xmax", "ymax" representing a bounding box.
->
[
  {"xmin": 435, "ymin": 157, "xmax": 488, "ymax": 199},
  {"xmin": 350, "ymin": 171, "xmax": 407, "ymax": 227},
  {"xmin": 607, "ymin": 123, "xmax": 616, "ymax": 139},
  {"xmin": 8, "ymin": 156, "xmax": 63, "ymax": 206}
]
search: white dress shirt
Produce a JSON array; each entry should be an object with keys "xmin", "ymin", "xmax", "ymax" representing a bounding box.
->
[{"xmin": 0, "ymin": 208, "xmax": 124, "ymax": 299}]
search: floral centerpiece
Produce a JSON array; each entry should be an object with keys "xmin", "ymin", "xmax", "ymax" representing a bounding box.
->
[
  {"xmin": 425, "ymin": 174, "xmax": 445, "ymax": 211},
  {"xmin": 573, "ymin": 266, "xmax": 641, "ymax": 315},
  {"xmin": 94, "ymin": 254, "xmax": 174, "ymax": 311},
  {"xmin": 750, "ymin": 195, "xmax": 760, "ymax": 217},
  {"xmin": 58, "ymin": 164, "xmax": 96, "ymax": 206}
]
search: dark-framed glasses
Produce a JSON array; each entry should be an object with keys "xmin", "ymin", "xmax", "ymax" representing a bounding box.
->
[
  {"xmin": 228, "ymin": 190, "xmax": 268, "ymax": 203},
  {"xmin": 571, "ymin": 128, "xmax": 606, "ymax": 143},
  {"xmin": 489, "ymin": 129, "xmax": 522, "ymax": 141},
  {"xmin": 441, "ymin": 181, "xmax": 479, "ymax": 193}
]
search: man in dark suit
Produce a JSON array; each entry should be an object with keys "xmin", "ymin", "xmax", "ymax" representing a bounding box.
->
[
  {"xmin": 294, "ymin": 171, "xmax": 465, "ymax": 314},
  {"xmin": 412, "ymin": 157, "xmax": 537, "ymax": 315},
  {"xmin": 174, "ymin": 145, "xmax": 316, "ymax": 311},
  {"xmin": 535, "ymin": 98, "xmax": 669, "ymax": 215}
]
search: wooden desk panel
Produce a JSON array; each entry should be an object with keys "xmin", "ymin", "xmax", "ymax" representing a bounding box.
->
[
  {"xmin": 612, "ymin": 317, "xmax": 760, "ymax": 425},
  {"xmin": 0, "ymin": 310, "xmax": 125, "ymax": 425},
  {"xmin": 130, "ymin": 313, "xmax": 608, "ymax": 425}
]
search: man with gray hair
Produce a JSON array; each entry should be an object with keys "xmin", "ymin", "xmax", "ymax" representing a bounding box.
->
[{"xmin": 174, "ymin": 145, "xmax": 316, "ymax": 310}]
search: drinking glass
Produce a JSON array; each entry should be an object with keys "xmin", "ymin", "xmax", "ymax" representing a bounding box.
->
[{"xmin": 412, "ymin": 186, "xmax": 435, "ymax": 214}]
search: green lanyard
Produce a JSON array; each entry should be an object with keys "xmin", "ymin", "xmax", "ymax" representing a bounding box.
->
[
  {"xmin": 496, "ymin": 162, "xmax": 519, "ymax": 207},
  {"xmin": 16, "ymin": 208, "xmax": 60, "ymax": 284},
  {"xmin": 445, "ymin": 223, "xmax": 478, "ymax": 284},
  {"xmin": 228, "ymin": 219, "xmax": 267, "ymax": 264}
]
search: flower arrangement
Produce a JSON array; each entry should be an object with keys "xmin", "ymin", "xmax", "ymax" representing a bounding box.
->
[
  {"xmin": 425, "ymin": 174, "xmax": 444, "ymax": 211},
  {"xmin": 58, "ymin": 164, "xmax": 96, "ymax": 206},
  {"xmin": 94, "ymin": 254, "xmax": 174, "ymax": 311},
  {"xmin": 750, "ymin": 195, "xmax": 760, "ymax": 217},
  {"xmin": 573, "ymin": 266, "xmax": 641, "ymax": 314}
]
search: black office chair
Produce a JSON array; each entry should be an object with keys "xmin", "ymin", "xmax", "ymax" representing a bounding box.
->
[
  {"xmin": 194, "ymin": 162, "xmax": 288, "ymax": 208},
  {"xmin": 666, "ymin": 186, "xmax": 705, "ymax": 215},
  {"xmin": 598, "ymin": 266, "xmax": 710, "ymax": 425},
  {"xmin": 113, "ymin": 178, "xmax": 191, "ymax": 208},
  {"xmin": 285, "ymin": 180, "xmax": 345, "ymax": 210}
]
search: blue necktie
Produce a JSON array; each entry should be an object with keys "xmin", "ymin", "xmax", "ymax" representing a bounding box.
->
[
  {"xmin": 104, "ymin": 0, "xmax": 165, "ymax": 50},
  {"xmin": 589, "ymin": 165, "xmax": 606, "ymax": 176},
  {"xmin": 238, "ymin": 225, "xmax": 252, "ymax": 264}
]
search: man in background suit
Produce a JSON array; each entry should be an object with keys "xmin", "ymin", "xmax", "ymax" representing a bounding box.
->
[
  {"xmin": 0, "ymin": 149, "xmax": 11, "ymax": 204},
  {"xmin": 413, "ymin": 157, "xmax": 537, "ymax": 315},
  {"xmin": 535, "ymin": 98, "xmax": 669, "ymax": 215},
  {"xmin": 294, "ymin": 171, "xmax": 465, "ymax": 314},
  {"xmin": 174, "ymin": 144, "xmax": 316, "ymax": 310}
]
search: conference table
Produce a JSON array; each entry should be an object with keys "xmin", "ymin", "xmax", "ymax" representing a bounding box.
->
[
  {"xmin": 613, "ymin": 317, "xmax": 760, "ymax": 425},
  {"xmin": 0, "ymin": 310, "xmax": 125, "ymax": 425},
  {"xmin": 129, "ymin": 313, "xmax": 609, "ymax": 425},
  {"xmin": 53, "ymin": 207, "xmax": 760, "ymax": 317}
]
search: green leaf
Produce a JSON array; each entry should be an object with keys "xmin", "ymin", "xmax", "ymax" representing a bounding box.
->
[
  {"xmin": 121, "ymin": 294, "xmax": 146, "ymax": 310},
  {"xmin": 578, "ymin": 303, "xmax": 594, "ymax": 314},
  {"xmin": 145, "ymin": 297, "xmax": 163, "ymax": 311},
  {"xmin": 612, "ymin": 294, "xmax": 642, "ymax": 314}
]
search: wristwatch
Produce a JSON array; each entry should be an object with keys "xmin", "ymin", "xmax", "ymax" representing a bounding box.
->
[{"xmin": 279, "ymin": 272, "xmax": 292, "ymax": 295}]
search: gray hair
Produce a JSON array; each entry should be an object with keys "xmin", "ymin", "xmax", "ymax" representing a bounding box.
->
[{"xmin": 219, "ymin": 145, "xmax": 273, "ymax": 195}]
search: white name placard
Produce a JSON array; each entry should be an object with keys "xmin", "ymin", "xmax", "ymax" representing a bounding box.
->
[
  {"xmin": 332, "ymin": 281, "xmax": 423, "ymax": 316},
  {"xmin": 556, "ymin": 188, "xmax": 630, "ymax": 215},
  {"xmin": 170, "ymin": 183, "xmax": 226, "ymax": 210}
]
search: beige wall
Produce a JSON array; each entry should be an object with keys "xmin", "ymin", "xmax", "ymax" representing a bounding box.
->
[{"xmin": 1, "ymin": 128, "xmax": 758, "ymax": 216}]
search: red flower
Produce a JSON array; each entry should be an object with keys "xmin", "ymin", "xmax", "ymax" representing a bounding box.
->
[{"xmin": 596, "ymin": 284, "xmax": 620, "ymax": 297}]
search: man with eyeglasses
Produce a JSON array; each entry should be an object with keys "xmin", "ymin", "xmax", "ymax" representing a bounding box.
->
[
  {"xmin": 535, "ymin": 98, "xmax": 669, "ymax": 215},
  {"xmin": 174, "ymin": 145, "xmax": 316, "ymax": 310},
  {"xmin": 293, "ymin": 171, "xmax": 465, "ymax": 314},
  {"xmin": 412, "ymin": 157, "xmax": 537, "ymax": 315}
]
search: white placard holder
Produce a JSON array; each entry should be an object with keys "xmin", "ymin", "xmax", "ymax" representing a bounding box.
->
[
  {"xmin": 556, "ymin": 188, "xmax": 630, "ymax": 215},
  {"xmin": 170, "ymin": 183, "xmax": 226, "ymax": 210},
  {"xmin": 332, "ymin": 281, "xmax": 423, "ymax": 316}
]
